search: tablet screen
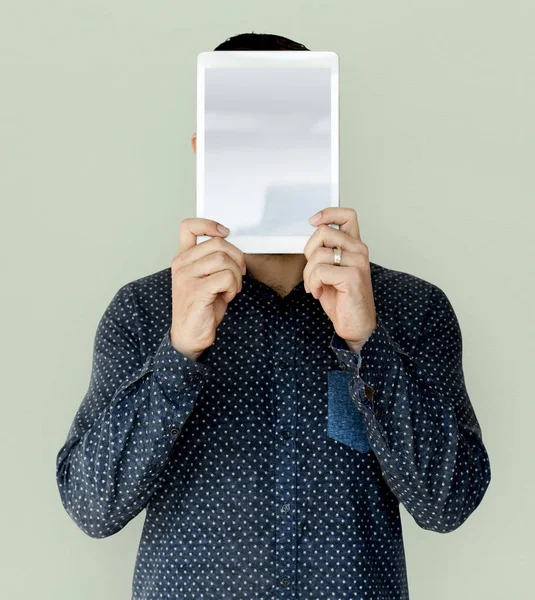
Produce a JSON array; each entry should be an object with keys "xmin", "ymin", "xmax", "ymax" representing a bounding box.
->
[{"xmin": 197, "ymin": 51, "xmax": 338, "ymax": 253}]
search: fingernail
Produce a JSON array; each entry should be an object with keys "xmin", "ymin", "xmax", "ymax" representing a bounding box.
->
[
  {"xmin": 308, "ymin": 211, "xmax": 321, "ymax": 224},
  {"xmin": 217, "ymin": 224, "xmax": 230, "ymax": 234}
]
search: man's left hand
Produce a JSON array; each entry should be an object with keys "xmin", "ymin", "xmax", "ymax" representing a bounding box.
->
[{"xmin": 303, "ymin": 207, "xmax": 377, "ymax": 353}]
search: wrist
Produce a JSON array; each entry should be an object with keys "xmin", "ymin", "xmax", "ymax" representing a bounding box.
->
[
  {"xmin": 170, "ymin": 329, "xmax": 203, "ymax": 362},
  {"xmin": 345, "ymin": 339, "xmax": 367, "ymax": 354}
]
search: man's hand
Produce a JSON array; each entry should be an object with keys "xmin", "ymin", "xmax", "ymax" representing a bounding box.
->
[
  {"xmin": 170, "ymin": 218, "xmax": 246, "ymax": 361},
  {"xmin": 303, "ymin": 207, "xmax": 377, "ymax": 351}
]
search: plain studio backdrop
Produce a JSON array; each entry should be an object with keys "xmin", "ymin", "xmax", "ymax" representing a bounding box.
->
[{"xmin": 1, "ymin": 1, "xmax": 533, "ymax": 599}]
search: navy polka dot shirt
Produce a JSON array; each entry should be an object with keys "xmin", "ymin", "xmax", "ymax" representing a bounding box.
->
[{"xmin": 56, "ymin": 261, "xmax": 491, "ymax": 599}]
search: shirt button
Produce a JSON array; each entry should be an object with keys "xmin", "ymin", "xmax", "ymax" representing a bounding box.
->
[
  {"xmin": 278, "ymin": 358, "xmax": 289, "ymax": 369},
  {"xmin": 169, "ymin": 428, "xmax": 179, "ymax": 436},
  {"xmin": 187, "ymin": 372, "xmax": 202, "ymax": 384},
  {"xmin": 281, "ymin": 503, "xmax": 291, "ymax": 513},
  {"xmin": 280, "ymin": 576, "xmax": 290, "ymax": 586},
  {"xmin": 281, "ymin": 430, "xmax": 291, "ymax": 440}
]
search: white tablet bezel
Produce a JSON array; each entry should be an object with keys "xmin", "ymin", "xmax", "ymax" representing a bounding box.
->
[{"xmin": 196, "ymin": 50, "xmax": 339, "ymax": 254}]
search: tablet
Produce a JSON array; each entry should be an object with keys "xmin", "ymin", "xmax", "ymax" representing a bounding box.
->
[{"xmin": 196, "ymin": 50, "xmax": 339, "ymax": 253}]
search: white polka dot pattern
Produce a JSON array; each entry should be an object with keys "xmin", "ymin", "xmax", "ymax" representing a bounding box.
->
[{"xmin": 56, "ymin": 261, "xmax": 491, "ymax": 599}]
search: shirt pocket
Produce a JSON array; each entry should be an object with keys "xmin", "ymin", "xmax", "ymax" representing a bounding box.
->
[{"xmin": 327, "ymin": 369, "xmax": 371, "ymax": 453}]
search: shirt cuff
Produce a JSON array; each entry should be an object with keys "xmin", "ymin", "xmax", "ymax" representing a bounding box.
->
[
  {"xmin": 143, "ymin": 327, "xmax": 212, "ymax": 395},
  {"xmin": 330, "ymin": 330, "xmax": 364, "ymax": 373},
  {"xmin": 330, "ymin": 313, "xmax": 410, "ymax": 413}
]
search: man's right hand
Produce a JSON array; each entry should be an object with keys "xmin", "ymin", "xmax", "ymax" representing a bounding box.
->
[{"xmin": 169, "ymin": 218, "xmax": 246, "ymax": 361}]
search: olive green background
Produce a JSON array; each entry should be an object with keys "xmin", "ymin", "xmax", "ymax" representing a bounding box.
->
[{"xmin": 1, "ymin": 1, "xmax": 533, "ymax": 598}]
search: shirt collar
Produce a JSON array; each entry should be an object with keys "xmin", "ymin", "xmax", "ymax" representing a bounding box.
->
[{"xmin": 242, "ymin": 268, "xmax": 306, "ymax": 304}]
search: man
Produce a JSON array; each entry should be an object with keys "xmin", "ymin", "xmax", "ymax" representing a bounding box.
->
[{"xmin": 56, "ymin": 33, "xmax": 491, "ymax": 600}]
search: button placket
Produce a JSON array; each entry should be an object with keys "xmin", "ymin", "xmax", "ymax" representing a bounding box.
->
[{"xmin": 271, "ymin": 304, "xmax": 298, "ymax": 594}]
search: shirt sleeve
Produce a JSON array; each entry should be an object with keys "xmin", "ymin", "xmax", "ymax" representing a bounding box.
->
[
  {"xmin": 329, "ymin": 283, "xmax": 491, "ymax": 533},
  {"xmin": 55, "ymin": 282, "xmax": 211, "ymax": 539}
]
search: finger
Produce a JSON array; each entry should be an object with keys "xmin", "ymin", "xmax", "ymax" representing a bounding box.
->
[
  {"xmin": 309, "ymin": 263, "xmax": 365, "ymax": 297},
  {"xmin": 303, "ymin": 247, "xmax": 368, "ymax": 291},
  {"xmin": 308, "ymin": 207, "xmax": 361, "ymax": 240},
  {"xmin": 180, "ymin": 250, "xmax": 243, "ymax": 297},
  {"xmin": 303, "ymin": 223, "xmax": 368, "ymax": 261},
  {"xmin": 202, "ymin": 261, "xmax": 243, "ymax": 303},
  {"xmin": 204, "ymin": 269, "xmax": 242, "ymax": 304},
  {"xmin": 174, "ymin": 232, "xmax": 246, "ymax": 276},
  {"xmin": 178, "ymin": 218, "xmax": 231, "ymax": 253}
]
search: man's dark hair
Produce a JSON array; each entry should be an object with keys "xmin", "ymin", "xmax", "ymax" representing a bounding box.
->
[{"xmin": 214, "ymin": 32, "xmax": 310, "ymax": 51}]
